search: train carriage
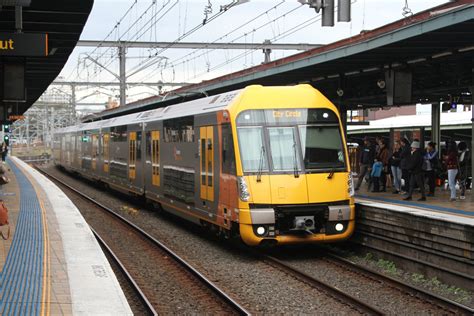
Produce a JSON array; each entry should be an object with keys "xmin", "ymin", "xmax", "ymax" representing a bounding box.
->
[{"xmin": 54, "ymin": 85, "xmax": 355, "ymax": 246}]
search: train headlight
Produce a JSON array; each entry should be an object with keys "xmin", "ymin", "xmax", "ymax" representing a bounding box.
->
[
  {"xmin": 348, "ymin": 173, "xmax": 355, "ymax": 197},
  {"xmin": 335, "ymin": 223, "xmax": 344, "ymax": 232},
  {"xmin": 256, "ymin": 226, "xmax": 266, "ymax": 236},
  {"xmin": 238, "ymin": 176, "xmax": 250, "ymax": 202}
]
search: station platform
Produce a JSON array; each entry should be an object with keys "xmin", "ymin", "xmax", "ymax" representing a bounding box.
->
[
  {"xmin": 353, "ymin": 179, "xmax": 473, "ymax": 291},
  {"xmin": 0, "ymin": 157, "xmax": 132, "ymax": 315}
]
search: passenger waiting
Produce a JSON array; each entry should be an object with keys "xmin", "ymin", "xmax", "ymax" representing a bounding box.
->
[
  {"xmin": 423, "ymin": 142, "xmax": 438, "ymax": 197},
  {"xmin": 458, "ymin": 141, "xmax": 470, "ymax": 200},
  {"xmin": 371, "ymin": 159, "xmax": 383, "ymax": 192},
  {"xmin": 399, "ymin": 138, "xmax": 411, "ymax": 194},
  {"xmin": 444, "ymin": 141, "xmax": 459, "ymax": 201},
  {"xmin": 376, "ymin": 139, "xmax": 389, "ymax": 192},
  {"xmin": 403, "ymin": 140, "xmax": 426, "ymax": 201},
  {"xmin": 389, "ymin": 140, "xmax": 402, "ymax": 194},
  {"xmin": 355, "ymin": 136, "xmax": 375, "ymax": 191}
]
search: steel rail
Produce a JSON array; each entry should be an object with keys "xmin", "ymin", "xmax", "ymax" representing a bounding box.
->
[
  {"xmin": 38, "ymin": 168, "xmax": 251, "ymax": 316},
  {"xmin": 90, "ymin": 227, "xmax": 158, "ymax": 316},
  {"xmin": 326, "ymin": 252, "xmax": 474, "ymax": 315},
  {"xmin": 262, "ymin": 255, "xmax": 385, "ymax": 315}
]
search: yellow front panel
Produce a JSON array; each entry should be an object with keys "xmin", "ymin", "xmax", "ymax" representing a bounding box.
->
[
  {"xmin": 245, "ymin": 175, "xmax": 271, "ymax": 204},
  {"xmin": 306, "ymin": 173, "xmax": 349, "ymax": 203},
  {"xmin": 206, "ymin": 126, "xmax": 214, "ymax": 202}
]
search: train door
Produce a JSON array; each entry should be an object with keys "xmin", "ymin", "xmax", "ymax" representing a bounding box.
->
[
  {"xmin": 129, "ymin": 132, "xmax": 137, "ymax": 181},
  {"xmin": 151, "ymin": 131, "xmax": 160, "ymax": 186},
  {"xmin": 200, "ymin": 126, "xmax": 214, "ymax": 202},
  {"xmin": 92, "ymin": 134, "xmax": 98, "ymax": 171},
  {"xmin": 103, "ymin": 133, "xmax": 110, "ymax": 173}
]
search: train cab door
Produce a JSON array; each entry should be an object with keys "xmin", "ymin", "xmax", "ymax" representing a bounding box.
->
[
  {"xmin": 200, "ymin": 126, "xmax": 215, "ymax": 203},
  {"xmin": 129, "ymin": 132, "xmax": 137, "ymax": 181},
  {"xmin": 103, "ymin": 133, "xmax": 110, "ymax": 173},
  {"xmin": 151, "ymin": 131, "xmax": 160, "ymax": 187},
  {"xmin": 92, "ymin": 134, "xmax": 98, "ymax": 171}
]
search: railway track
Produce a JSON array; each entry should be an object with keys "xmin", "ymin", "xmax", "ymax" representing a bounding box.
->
[
  {"xmin": 91, "ymin": 227, "xmax": 157, "ymax": 315},
  {"xmin": 324, "ymin": 252, "xmax": 474, "ymax": 315},
  {"xmin": 261, "ymin": 254, "xmax": 385, "ymax": 315},
  {"xmin": 264, "ymin": 249, "xmax": 474, "ymax": 315},
  {"xmin": 38, "ymin": 168, "xmax": 250, "ymax": 315}
]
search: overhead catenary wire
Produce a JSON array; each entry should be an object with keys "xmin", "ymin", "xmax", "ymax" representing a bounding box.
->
[
  {"xmin": 127, "ymin": 1, "xmax": 249, "ymax": 78},
  {"xmin": 130, "ymin": 1, "xmax": 288, "ymax": 83},
  {"xmin": 131, "ymin": 1, "xmax": 292, "ymax": 82}
]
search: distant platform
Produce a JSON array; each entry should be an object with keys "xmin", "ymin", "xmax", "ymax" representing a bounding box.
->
[{"xmin": 0, "ymin": 157, "xmax": 132, "ymax": 315}]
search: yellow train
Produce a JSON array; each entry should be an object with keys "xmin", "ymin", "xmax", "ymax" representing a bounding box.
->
[{"xmin": 54, "ymin": 85, "xmax": 355, "ymax": 246}]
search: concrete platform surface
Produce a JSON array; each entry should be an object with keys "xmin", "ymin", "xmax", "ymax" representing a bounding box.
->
[{"xmin": 0, "ymin": 157, "xmax": 132, "ymax": 315}]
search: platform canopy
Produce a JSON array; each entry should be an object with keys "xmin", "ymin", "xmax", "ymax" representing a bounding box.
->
[
  {"xmin": 92, "ymin": 0, "xmax": 474, "ymax": 121},
  {"xmin": 0, "ymin": 0, "xmax": 94, "ymax": 118}
]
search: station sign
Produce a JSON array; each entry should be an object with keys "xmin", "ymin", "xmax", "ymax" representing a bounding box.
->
[
  {"xmin": 9, "ymin": 115, "xmax": 25, "ymax": 121},
  {"xmin": 0, "ymin": 33, "xmax": 48, "ymax": 57}
]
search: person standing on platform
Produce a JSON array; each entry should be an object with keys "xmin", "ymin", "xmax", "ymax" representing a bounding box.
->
[
  {"xmin": 370, "ymin": 159, "xmax": 383, "ymax": 192},
  {"xmin": 355, "ymin": 137, "xmax": 375, "ymax": 191},
  {"xmin": 376, "ymin": 139, "xmax": 389, "ymax": 192},
  {"xmin": 444, "ymin": 141, "xmax": 459, "ymax": 201},
  {"xmin": 400, "ymin": 138, "xmax": 411, "ymax": 194},
  {"xmin": 0, "ymin": 142, "xmax": 7, "ymax": 162},
  {"xmin": 390, "ymin": 140, "xmax": 402, "ymax": 194},
  {"xmin": 424, "ymin": 142, "xmax": 439, "ymax": 197},
  {"xmin": 403, "ymin": 140, "xmax": 426, "ymax": 201},
  {"xmin": 458, "ymin": 141, "xmax": 470, "ymax": 200}
]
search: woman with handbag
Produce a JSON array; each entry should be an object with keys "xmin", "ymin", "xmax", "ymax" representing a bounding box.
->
[{"xmin": 376, "ymin": 139, "xmax": 390, "ymax": 192}]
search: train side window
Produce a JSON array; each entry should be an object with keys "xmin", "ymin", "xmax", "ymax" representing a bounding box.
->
[
  {"xmin": 201, "ymin": 138, "xmax": 206, "ymax": 184},
  {"xmin": 221, "ymin": 124, "xmax": 236, "ymax": 175},
  {"xmin": 207, "ymin": 138, "xmax": 213, "ymax": 187}
]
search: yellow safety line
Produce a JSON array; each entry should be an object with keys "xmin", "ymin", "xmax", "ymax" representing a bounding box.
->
[{"xmin": 40, "ymin": 200, "xmax": 51, "ymax": 316}]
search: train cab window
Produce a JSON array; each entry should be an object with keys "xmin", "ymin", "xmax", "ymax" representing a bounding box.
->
[
  {"xmin": 237, "ymin": 127, "xmax": 268, "ymax": 172},
  {"xmin": 298, "ymin": 125, "xmax": 345, "ymax": 169},
  {"xmin": 221, "ymin": 124, "xmax": 236, "ymax": 174}
]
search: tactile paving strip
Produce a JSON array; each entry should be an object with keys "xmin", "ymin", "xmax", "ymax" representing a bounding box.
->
[{"xmin": 0, "ymin": 159, "xmax": 45, "ymax": 316}]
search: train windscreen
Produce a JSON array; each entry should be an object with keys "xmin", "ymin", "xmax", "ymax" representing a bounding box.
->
[{"xmin": 237, "ymin": 109, "xmax": 346, "ymax": 173}]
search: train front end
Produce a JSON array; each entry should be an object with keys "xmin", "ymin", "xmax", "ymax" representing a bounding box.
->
[{"xmin": 230, "ymin": 85, "xmax": 355, "ymax": 246}]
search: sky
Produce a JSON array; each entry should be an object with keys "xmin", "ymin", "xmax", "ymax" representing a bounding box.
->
[{"xmin": 52, "ymin": 0, "xmax": 450, "ymax": 113}]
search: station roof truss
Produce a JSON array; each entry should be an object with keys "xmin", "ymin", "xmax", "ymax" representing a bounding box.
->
[
  {"xmin": 0, "ymin": 0, "xmax": 94, "ymax": 116},
  {"xmin": 90, "ymin": 0, "xmax": 474, "ymax": 121}
]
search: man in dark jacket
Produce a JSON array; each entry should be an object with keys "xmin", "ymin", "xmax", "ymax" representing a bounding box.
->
[
  {"xmin": 399, "ymin": 138, "xmax": 411, "ymax": 193},
  {"xmin": 403, "ymin": 140, "xmax": 426, "ymax": 201},
  {"xmin": 355, "ymin": 137, "xmax": 375, "ymax": 191}
]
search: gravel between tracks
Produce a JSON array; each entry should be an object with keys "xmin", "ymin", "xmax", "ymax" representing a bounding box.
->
[
  {"xmin": 267, "ymin": 248, "xmax": 459, "ymax": 315},
  {"xmin": 42, "ymin": 165, "xmax": 464, "ymax": 315}
]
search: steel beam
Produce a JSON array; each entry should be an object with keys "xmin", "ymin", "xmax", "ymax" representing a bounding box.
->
[
  {"xmin": 77, "ymin": 40, "xmax": 322, "ymax": 51},
  {"xmin": 50, "ymin": 81, "xmax": 190, "ymax": 87}
]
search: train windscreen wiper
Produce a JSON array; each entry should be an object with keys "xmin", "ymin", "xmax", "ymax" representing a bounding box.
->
[
  {"xmin": 292, "ymin": 136, "xmax": 300, "ymax": 178},
  {"xmin": 256, "ymin": 145, "xmax": 265, "ymax": 182}
]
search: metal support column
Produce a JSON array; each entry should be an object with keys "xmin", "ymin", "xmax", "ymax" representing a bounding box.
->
[
  {"xmin": 431, "ymin": 102, "xmax": 441, "ymax": 156},
  {"xmin": 118, "ymin": 45, "xmax": 127, "ymax": 107}
]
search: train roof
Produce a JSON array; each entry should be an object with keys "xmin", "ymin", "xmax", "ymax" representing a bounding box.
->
[{"xmin": 56, "ymin": 88, "xmax": 244, "ymax": 134}]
